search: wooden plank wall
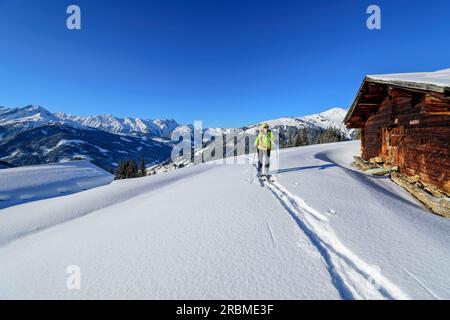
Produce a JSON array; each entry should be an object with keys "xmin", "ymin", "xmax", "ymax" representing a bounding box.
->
[{"xmin": 361, "ymin": 87, "xmax": 450, "ymax": 193}]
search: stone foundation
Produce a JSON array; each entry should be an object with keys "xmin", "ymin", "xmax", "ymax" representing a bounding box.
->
[{"xmin": 351, "ymin": 156, "xmax": 450, "ymax": 218}]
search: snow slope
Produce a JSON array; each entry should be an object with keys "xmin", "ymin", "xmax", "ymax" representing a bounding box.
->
[
  {"xmin": 0, "ymin": 141, "xmax": 449, "ymax": 299},
  {"xmin": 0, "ymin": 161, "xmax": 113, "ymax": 210}
]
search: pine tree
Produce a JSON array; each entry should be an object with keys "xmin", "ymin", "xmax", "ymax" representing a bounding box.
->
[
  {"xmin": 295, "ymin": 128, "xmax": 309, "ymax": 146},
  {"xmin": 115, "ymin": 159, "xmax": 138, "ymax": 179},
  {"xmin": 129, "ymin": 160, "xmax": 138, "ymax": 178},
  {"xmin": 140, "ymin": 158, "xmax": 147, "ymax": 177},
  {"xmin": 115, "ymin": 161, "xmax": 126, "ymax": 180},
  {"xmin": 317, "ymin": 127, "xmax": 344, "ymax": 144}
]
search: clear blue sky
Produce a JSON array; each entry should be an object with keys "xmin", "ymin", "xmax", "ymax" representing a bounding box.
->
[{"xmin": 0, "ymin": 0, "xmax": 449, "ymax": 127}]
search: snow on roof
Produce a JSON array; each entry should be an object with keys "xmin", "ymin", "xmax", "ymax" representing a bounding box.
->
[
  {"xmin": 366, "ymin": 68, "xmax": 450, "ymax": 93},
  {"xmin": 345, "ymin": 68, "xmax": 450, "ymax": 124}
]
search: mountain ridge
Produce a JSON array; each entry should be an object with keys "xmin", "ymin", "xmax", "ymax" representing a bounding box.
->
[
  {"xmin": 0, "ymin": 105, "xmax": 351, "ymax": 137},
  {"xmin": 0, "ymin": 105, "xmax": 355, "ymax": 171},
  {"xmin": 54, "ymin": 112, "xmax": 180, "ymax": 139}
]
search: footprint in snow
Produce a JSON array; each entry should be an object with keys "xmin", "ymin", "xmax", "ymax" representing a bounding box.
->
[{"xmin": 327, "ymin": 209, "xmax": 337, "ymax": 215}]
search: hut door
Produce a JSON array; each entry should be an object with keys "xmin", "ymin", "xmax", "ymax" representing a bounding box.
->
[
  {"xmin": 381, "ymin": 127, "xmax": 390, "ymax": 161},
  {"xmin": 381, "ymin": 127, "xmax": 403, "ymax": 166},
  {"xmin": 396, "ymin": 126, "xmax": 405, "ymax": 170},
  {"xmin": 389, "ymin": 126, "xmax": 405, "ymax": 168}
]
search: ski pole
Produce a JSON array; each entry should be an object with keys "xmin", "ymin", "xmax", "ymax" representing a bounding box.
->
[
  {"xmin": 248, "ymin": 150, "xmax": 256, "ymax": 182},
  {"xmin": 276, "ymin": 143, "xmax": 280, "ymax": 173}
]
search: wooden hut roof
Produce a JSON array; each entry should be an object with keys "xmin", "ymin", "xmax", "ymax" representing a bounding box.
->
[{"xmin": 344, "ymin": 68, "xmax": 450, "ymax": 127}]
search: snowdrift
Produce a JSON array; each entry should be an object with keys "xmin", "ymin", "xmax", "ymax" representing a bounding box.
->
[{"xmin": 0, "ymin": 160, "xmax": 113, "ymax": 210}]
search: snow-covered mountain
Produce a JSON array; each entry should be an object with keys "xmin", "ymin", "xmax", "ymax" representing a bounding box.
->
[
  {"xmin": 0, "ymin": 105, "xmax": 77, "ymax": 135},
  {"xmin": 0, "ymin": 106, "xmax": 174, "ymax": 170},
  {"xmin": 1, "ymin": 105, "xmax": 352, "ymax": 141},
  {"xmin": 0, "ymin": 106, "xmax": 10, "ymax": 115},
  {"xmin": 0, "ymin": 123, "xmax": 172, "ymax": 170},
  {"xmin": 255, "ymin": 107, "xmax": 353, "ymax": 139},
  {"xmin": 0, "ymin": 105, "xmax": 181, "ymax": 139},
  {"xmin": 55, "ymin": 112, "xmax": 180, "ymax": 139},
  {"xmin": 0, "ymin": 105, "xmax": 355, "ymax": 171},
  {"xmin": 0, "ymin": 105, "xmax": 58, "ymax": 125}
]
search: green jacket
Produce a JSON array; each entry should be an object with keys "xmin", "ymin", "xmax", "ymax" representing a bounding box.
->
[{"xmin": 255, "ymin": 130, "xmax": 275, "ymax": 150}]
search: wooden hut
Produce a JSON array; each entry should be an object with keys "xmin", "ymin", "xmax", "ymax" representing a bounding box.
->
[{"xmin": 344, "ymin": 69, "xmax": 450, "ymax": 196}]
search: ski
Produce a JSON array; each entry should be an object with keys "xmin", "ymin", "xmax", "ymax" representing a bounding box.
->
[
  {"xmin": 261, "ymin": 174, "xmax": 275, "ymax": 184},
  {"xmin": 257, "ymin": 176, "xmax": 265, "ymax": 187},
  {"xmin": 251, "ymin": 162, "xmax": 274, "ymax": 186}
]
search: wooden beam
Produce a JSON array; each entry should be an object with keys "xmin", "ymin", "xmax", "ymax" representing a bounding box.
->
[
  {"xmin": 346, "ymin": 121, "xmax": 365, "ymax": 128},
  {"xmin": 360, "ymin": 94, "xmax": 386, "ymax": 102},
  {"xmin": 357, "ymin": 103, "xmax": 379, "ymax": 108}
]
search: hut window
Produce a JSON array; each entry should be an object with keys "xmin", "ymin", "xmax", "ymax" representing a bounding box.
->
[{"xmin": 420, "ymin": 138, "xmax": 426, "ymax": 145}]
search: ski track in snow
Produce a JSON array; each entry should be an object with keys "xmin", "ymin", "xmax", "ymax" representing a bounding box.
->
[
  {"xmin": 263, "ymin": 177, "xmax": 410, "ymax": 300},
  {"xmin": 399, "ymin": 265, "xmax": 441, "ymax": 300},
  {"xmin": 266, "ymin": 223, "xmax": 277, "ymax": 248}
]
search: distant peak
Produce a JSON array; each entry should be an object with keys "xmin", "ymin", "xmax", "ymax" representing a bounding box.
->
[
  {"xmin": 24, "ymin": 105, "xmax": 39, "ymax": 110},
  {"xmin": 321, "ymin": 107, "xmax": 347, "ymax": 114},
  {"xmin": 435, "ymin": 67, "xmax": 450, "ymax": 73}
]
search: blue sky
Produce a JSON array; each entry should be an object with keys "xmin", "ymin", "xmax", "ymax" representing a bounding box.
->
[{"xmin": 0, "ymin": 0, "xmax": 449, "ymax": 127}]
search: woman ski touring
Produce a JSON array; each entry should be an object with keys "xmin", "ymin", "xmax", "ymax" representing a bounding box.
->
[{"xmin": 255, "ymin": 123, "xmax": 275, "ymax": 179}]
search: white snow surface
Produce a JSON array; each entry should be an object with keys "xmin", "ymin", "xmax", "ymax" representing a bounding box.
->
[
  {"xmin": 0, "ymin": 141, "xmax": 449, "ymax": 300},
  {"xmin": 0, "ymin": 161, "xmax": 113, "ymax": 209},
  {"xmin": 367, "ymin": 68, "xmax": 450, "ymax": 89}
]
